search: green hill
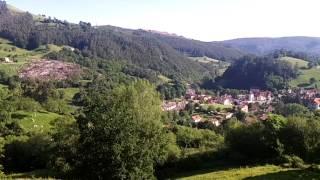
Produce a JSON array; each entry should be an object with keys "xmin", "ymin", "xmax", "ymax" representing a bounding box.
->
[
  {"xmin": 280, "ymin": 56, "xmax": 320, "ymax": 88},
  {"xmin": 0, "ymin": 3, "xmax": 247, "ymax": 82},
  {"xmin": 280, "ymin": 56, "xmax": 308, "ymax": 68}
]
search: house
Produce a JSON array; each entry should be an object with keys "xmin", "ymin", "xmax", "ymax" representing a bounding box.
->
[
  {"xmin": 217, "ymin": 95, "xmax": 233, "ymax": 106},
  {"xmin": 191, "ymin": 115, "xmax": 202, "ymax": 123},
  {"xmin": 248, "ymin": 93, "xmax": 255, "ymax": 102},
  {"xmin": 162, "ymin": 102, "xmax": 177, "ymax": 111},
  {"xmin": 185, "ymin": 88, "xmax": 196, "ymax": 100},
  {"xmin": 1, "ymin": 57, "xmax": 12, "ymax": 63},
  {"xmin": 311, "ymin": 98, "xmax": 320, "ymax": 110},
  {"xmin": 225, "ymin": 113, "xmax": 233, "ymax": 119},
  {"xmin": 240, "ymin": 105, "xmax": 249, "ymax": 113},
  {"xmin": 211, "ymin": 120, "xmax": 221, "ymax": 127},
  {"xmin": 222, "ymin": 98, "xmax": 232, "ymax": 106}
]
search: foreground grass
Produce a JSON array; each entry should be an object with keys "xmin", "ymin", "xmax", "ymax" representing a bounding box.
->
[{"xmin": 176, "ymin": 165, "xmax": 320, "ymax": 180}]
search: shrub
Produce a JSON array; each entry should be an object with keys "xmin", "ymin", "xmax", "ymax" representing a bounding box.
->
[
  {"xmin": 174, "ymin": 126, "xmax": 223, "ymax": 150},
  {"xmin": 14, "ymin": 97, "xmax": 41, "ymax": 112},
  {"xmin": 43, "ymin": 98, "xmax": 71, "ymax": 114},
  {"xmin": 280, "ymin": 155, "xmax": 306, "ymax": 168},
  {"xmin": 3, "ymin": 134, "xmax": 52, "ymax": 172}
]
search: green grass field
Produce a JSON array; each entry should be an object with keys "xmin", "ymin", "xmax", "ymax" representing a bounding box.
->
[
  {"xmin": 280, "ymin": 56, "xmax": 309, "ymax": 68},
  {"xmin": 189, "ymin": 56, "xmax": 230, "ymax": 75},
  {"xmin": 58, "ymin": 87, "xmax": 79, "ymax": 103},
  {"xmin": 189, "ymin": 56, "xmax": 221, "ymax": 63},
  {"xmin": 290, "ymin": 67, "xmax": 320, "ymax": 88},
  {"xmin": 280, "ymin": 56, "xmax": 320, "ymax": 88},
  {"xmin": 0, "ymin": 38, "xmax": 65, "ymax": 76},
  {"xmin": 176, "ymin": 165, "xmax": 320, "ymax": 180},
  {"xmin": 13, "ymin": 111, "xmax": 61, "ymax": 133},
  {"xmin": 201, "ymin": 103, "xmax": 233, "ymax": 110}
]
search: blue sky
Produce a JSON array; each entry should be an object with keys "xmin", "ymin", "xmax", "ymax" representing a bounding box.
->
[{"xmin": 6, "ymin": 0, "xmax": 320, "ymax": 41}]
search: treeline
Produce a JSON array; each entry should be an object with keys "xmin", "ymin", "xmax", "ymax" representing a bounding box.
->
[
  {"xmin": 226, "ymin": 114, "xmax": 320, "ymax": 165},
  {"xmin": 203, "ymin": 56, "xmax": 298, "ymax": 90}
]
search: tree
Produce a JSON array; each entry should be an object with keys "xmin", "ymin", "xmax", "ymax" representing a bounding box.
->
[
  {"xmin": 309, "ymin": 77, "xmax": 317, "ymax": 85},
  {"xmin": 77, "ymin": 80, "xmax": 170, "ymax": 179},
  {"xmin": 277, "ymin": 103, "xmax": 310, "ymax": 117},
  {"xmin": 49, "ymin": 116, "xmax": 80, "ymax": 175}
]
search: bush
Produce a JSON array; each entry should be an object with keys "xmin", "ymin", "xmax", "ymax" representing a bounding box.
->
[
  {"xmin": 174, "ymin": 126, "xmax": 223, "ymax": 150},
  {"xmin": 3, "ymin": 134, "xmax": 52, "ymax": 172},
  {"xmin": 14, "ymin": 97, "xmax": 41, "ymax": 112},
  {"xmin": 280, "ymin": 155, "xmax": 306, "ymax": 168},
  {"xmin": 43, "ymin": 98, "xmax": 71, "ymax": 114}
]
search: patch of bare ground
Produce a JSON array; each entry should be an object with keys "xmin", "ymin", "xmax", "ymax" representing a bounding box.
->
[{"xmin": 19, "ymin": 60, "xmax": 81, "ymax": 81}]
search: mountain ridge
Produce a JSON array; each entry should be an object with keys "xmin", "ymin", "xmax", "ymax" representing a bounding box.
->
[{"xmin": 222, "ymin": 36, "xmax": 320, "ymax": 56}]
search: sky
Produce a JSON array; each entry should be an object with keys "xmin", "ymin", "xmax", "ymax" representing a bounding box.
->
[{"xmin": 6, "ymin": 0, "xmax": 320, "ymax": 41}]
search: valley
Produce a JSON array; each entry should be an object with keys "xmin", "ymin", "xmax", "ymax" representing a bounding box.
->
[{"xmin": 1, "ymin": 1, "xmax": 320, "ymax": 180}]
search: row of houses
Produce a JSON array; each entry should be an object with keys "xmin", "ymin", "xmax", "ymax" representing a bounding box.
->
[
  {"xmin": 163, "ymin": 88, "xmax": 274, "ymax": 112},
  {"xmin": 162, "ymin": 88, "xmax": 276, "ymax": 126},
  {"xmin": 185, "ymin": 88, "xmax": 274, "ymax": 106},
  {"xmin": 280, "ymin": 88, "xmax": 320, "ymax": 110}
]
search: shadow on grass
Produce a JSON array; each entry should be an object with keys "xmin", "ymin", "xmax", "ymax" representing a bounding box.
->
[
  {"xmin": 244, "ymin": 169, "xmax": 320, "ymax": 180},
  {"xmin": 297, "ymin": 83, "xmax": 311, "ymax": 87},
  {"xmin": 11, "ymin": 113, "xmax": 30, "ymax": 119}
]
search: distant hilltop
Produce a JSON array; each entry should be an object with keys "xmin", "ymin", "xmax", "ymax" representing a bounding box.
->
[{"xmin": 147, "ymin": 30, "xmax": 179, "ymax": 37}]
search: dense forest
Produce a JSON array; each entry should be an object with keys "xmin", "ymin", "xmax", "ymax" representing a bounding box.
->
[{"xmin": 203, "ymin": 56, "xmax": 299, "ymax": 90}]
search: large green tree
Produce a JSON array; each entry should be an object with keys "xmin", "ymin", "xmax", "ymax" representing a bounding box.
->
[{"xmin": 77, "ymin": 80, "xmax": 169, "ymax": 179}]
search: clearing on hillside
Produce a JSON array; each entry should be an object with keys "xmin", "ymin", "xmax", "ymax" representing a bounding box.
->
[
  {"xmin": 19, "ymin": 60, "xmax": 81, "ymax": 81},
  {"xmin": 279, "ymin": 56, "xmax": 320, "ymax": 88},
  {"xmin": 279, "ymin": 56, "xmax": 309, "ymax": 68}
]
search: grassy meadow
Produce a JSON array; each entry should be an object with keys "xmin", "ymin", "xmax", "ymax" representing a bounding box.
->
[
  {"xmin": 13, "ymin": 111, "xmax": 61, "ymax": 133},
  {"xmin": 175, "ymin": 165, "xmax": 320, "ymax": 180},
  {"xmin": 280, "ymin": 56, "xmax": 320, "ymax": 88}
]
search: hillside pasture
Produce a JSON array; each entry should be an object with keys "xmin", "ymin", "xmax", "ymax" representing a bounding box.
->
[
  {"xmin": 13, "ymin": 111, "xmax": 61, "ymax": 133},
  {"xmin": 290, "ymin": 68, "xmax": 320, "ymax": 88},
  {"xmin": 279, "ymin": 56, "xmax": 320, "ymax": 88},
  {"xmin": 189, "ymin": 56, "xmax": 230, "ymax": 75},
  {"xmin": 279, "ymin": 56, "xmax": 308, "ymax": 68},
  {"xmin": 176, "ymin": 165, "xmax": 320, "ymax": 180},
  {"xmin": 189, "ymin": 56, "xmax": 221, "ymax": 63}
]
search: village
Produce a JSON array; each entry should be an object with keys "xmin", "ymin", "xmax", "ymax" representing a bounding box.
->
[{"xmin": 162, "ymin": 87, "xmax": 320, "ymax": 127}]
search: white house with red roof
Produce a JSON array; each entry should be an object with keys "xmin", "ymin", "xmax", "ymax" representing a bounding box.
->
[{"xmin": 311, "ymin": 98, "xmax": 320, "ymax": 110}]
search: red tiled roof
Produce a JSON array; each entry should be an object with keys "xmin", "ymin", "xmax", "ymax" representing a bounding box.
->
[{"xmin": 314, "ymin": 98, "xmax": 320, "ymax": 105}]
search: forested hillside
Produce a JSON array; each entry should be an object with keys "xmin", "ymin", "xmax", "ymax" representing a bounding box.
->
[
  {"xmin": 0, "ymin": 3, "xmax": 244, "ymax": 82},
  {"xmin": 203, "ymin": 56, "xmax": 299, "ymax": 90},
  {"xmin": 148, "ymin": 31, "xmax": 244, "ymax": 60}
]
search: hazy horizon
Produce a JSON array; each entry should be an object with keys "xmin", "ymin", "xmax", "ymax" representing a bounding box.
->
[{"xmin": 6, "ymin": 0, "xmax": 320, "ymax": 41}]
